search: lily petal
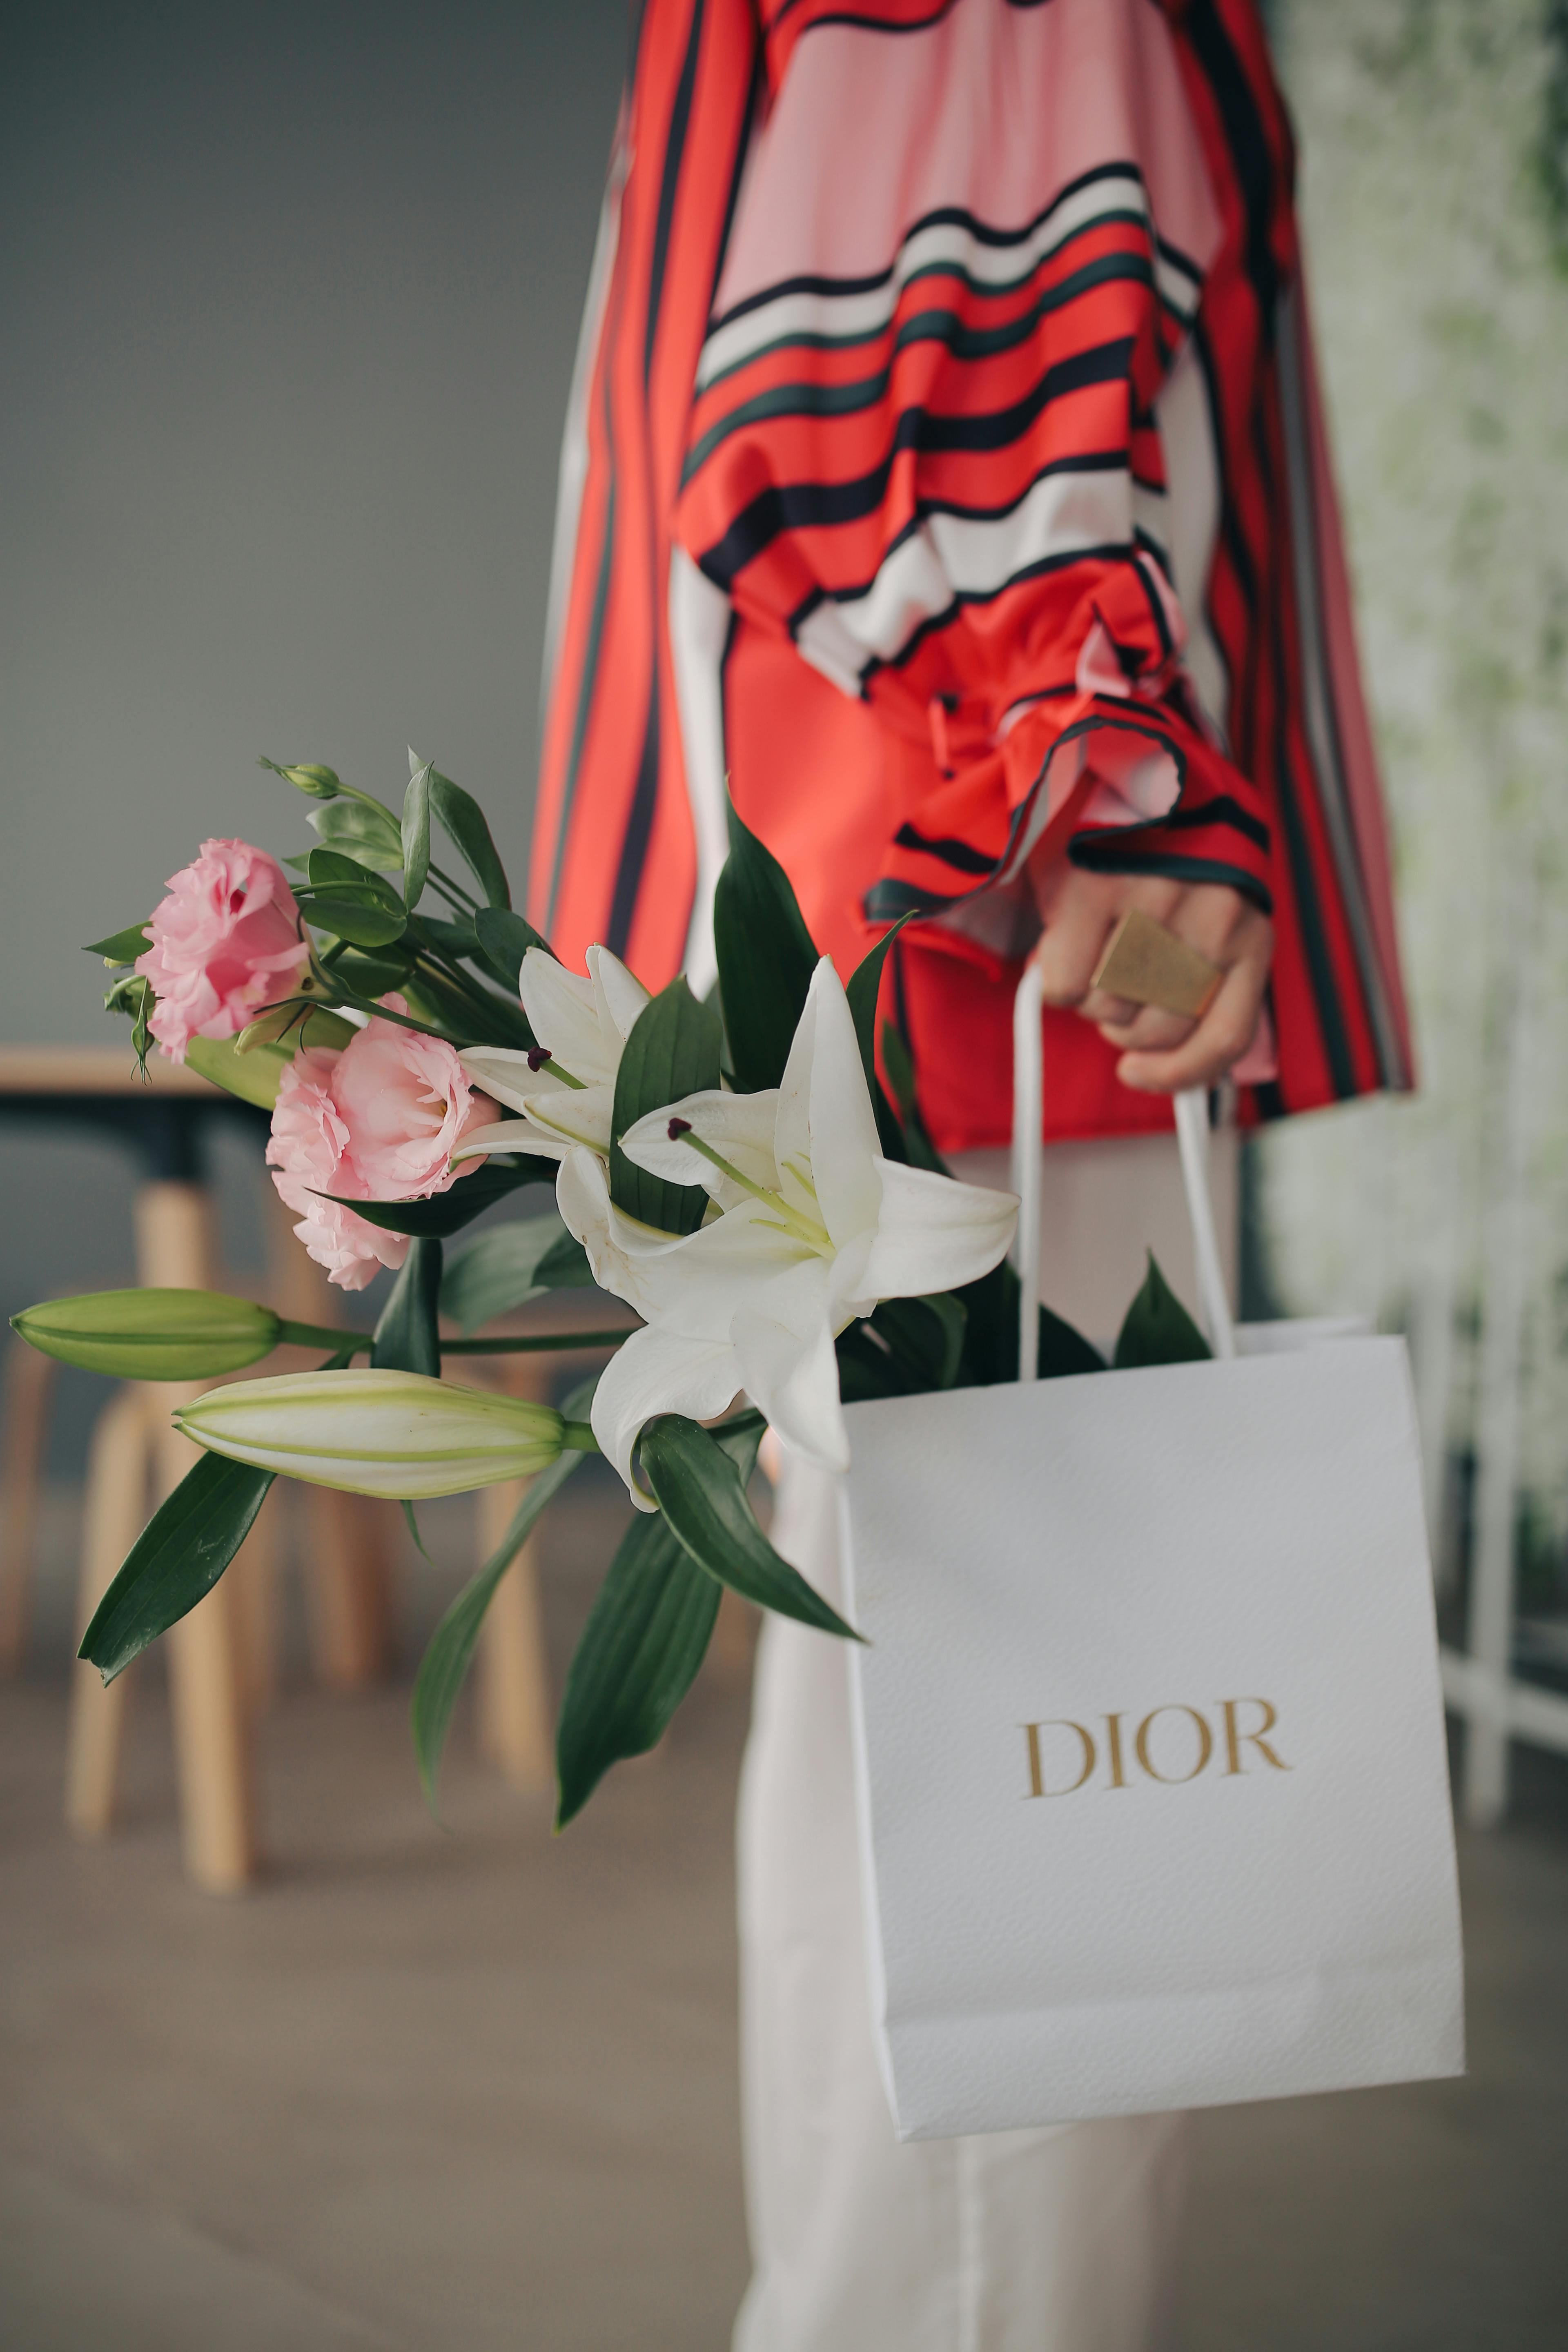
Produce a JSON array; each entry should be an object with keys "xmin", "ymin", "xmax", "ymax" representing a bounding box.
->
[
  {"xmin": 620, "ymin": 1087, "xmax": 781, "ymax": 1197},
  {"xmin": 586, "ymin": 943, "xmax": 650, "ymax": 1047},
  {"xmin": 861, "ymin": 1159, "xmax": 1017, "ymax": 1300},
  {"xmin": 800, "ymin": 960, "xmax": 882, "ymax": 1250},
  {"xmin": 731, "ymin": 1301, "xmax": 848, "ymax": 1475},
  {"xmin": 589, "ymin": 1323, "xmax": 740, "ymax": 1506},
  {"xmin": 519, "ymin": 949, "xmax": 615, "ymax": 1083},
  {"xmin": 459, "ymin": 1047, "xmax": 570, "ymax": 1116},
  {"xmin": 451, "ymin": 1117, "xmax": 571, "ymax": 1166},
  {"xmin": 516, "ymin": 1081, "xmax": 616, "ymax": 1156}
]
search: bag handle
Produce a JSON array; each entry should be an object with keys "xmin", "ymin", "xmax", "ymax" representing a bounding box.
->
[{"xmin": 1011, "ymin": 964, "xmax": 1237, "ymax": 1379}]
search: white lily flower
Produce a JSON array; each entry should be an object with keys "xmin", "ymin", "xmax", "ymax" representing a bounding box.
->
[
  {"xmin": 558, "ymin": 957, "xmax": 1016, "ymax": 1502},
  {"xmin": 457, "ymin": 944, "xmax": 649, "ymax": 1163}
]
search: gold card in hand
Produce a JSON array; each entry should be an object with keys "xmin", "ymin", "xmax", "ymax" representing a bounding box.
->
[{"xmin": 1090, "ymin": 910, "xmax": 1222, "ymax": 1020}]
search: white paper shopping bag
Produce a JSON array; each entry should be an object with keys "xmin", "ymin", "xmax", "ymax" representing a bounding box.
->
[{"xmin": 839, "ymin": 975, "xmax": 1464, "ymax": 2141}]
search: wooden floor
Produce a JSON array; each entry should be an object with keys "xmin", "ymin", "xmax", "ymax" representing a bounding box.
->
[{"xmin": 2, "ymin": 1485, "xmax": 1567, "ymax": 2350}]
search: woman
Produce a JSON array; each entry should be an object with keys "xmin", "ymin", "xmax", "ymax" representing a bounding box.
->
[{"xmin": 532, "ymin": 2, "xmax": 1410, "ymax": 2342}]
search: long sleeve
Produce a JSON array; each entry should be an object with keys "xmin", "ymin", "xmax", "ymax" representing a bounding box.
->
[{"xmin": 532, "ymin": 0, "xmax": 1412, "ymax": 1149}]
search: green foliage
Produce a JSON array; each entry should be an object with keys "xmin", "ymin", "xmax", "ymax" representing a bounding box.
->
[
  {"xmin": 639, "ymin": 1414, "xmax": 858, "ymax": 1638},
  {"xmin": 608, "ymin": 980, "xmax": 723, "ymax": 1235},
  {"xmin": 370, "ymin": 1238, "xmax": 443, "ymax": 1376},
  {"xmin": 554, "ymin": 1418, "xmax": 764, "ymax": 1826},
  {"xmin": 880, "ymin": 1021, "xmax": 949, "ymax": 1175},
  {"xmin": 846, "ymin": 918, "xmax": 913, "ymax": 1162},
  {"xmin": 440, "ymin": 1215, "xmax": 594, "ymax": 1333},
  {"xmin": 84, "ymin": 924, "xmax": 150, "ymax": 966},
  {"xmin": 298, "ymin": 847, "xmax": 407, "ymax": 949},
  {"xmin": 712, "ymin": 804, "xmax": 820, "ymax": 1092},
  {"xmin": 79, "ymin": 1452, "xmax": 276, "ymax": 1684},
  {"xmin": 473, "ymin": 906, "xmax": 554, "ymax": 996},
  {"xmin": 402, "ymin": 757, "xmax": 432, "ymax": 909},
  {"xmin": 184, "ymin": 1031, "xmax": 294, "ymax": 1109},
  {"xmin": 1113, "ymin": 1253, "xmax": 1212, "ymax": 1369},
  {"xmin": 308, "ymin": 798, "xmax": 405, "ymax": 869},
  {"xmin": 326, "ymin": 1156, "xmax": 556, "ymax": 1238},
  {"xmin": 428, "ymin": 766, "xmax": 511, "ymax": 909},
  {"xmin": 260, "ymin": 756, "xmax": 340, "ymax": 800}
]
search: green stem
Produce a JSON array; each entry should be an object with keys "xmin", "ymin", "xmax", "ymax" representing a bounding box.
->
[
  {"xmin": 560, "ymin": 1421, "xmax": 599, "ymax": 1453},
  {"xmin": 274, "ymin": 1321, "xmax": 637, "ymax": 1358}
]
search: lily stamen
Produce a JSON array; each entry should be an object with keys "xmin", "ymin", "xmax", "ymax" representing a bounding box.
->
[{"xmin": 666, "ymin": 1121, "xmax": 832, "ymax": 1249}]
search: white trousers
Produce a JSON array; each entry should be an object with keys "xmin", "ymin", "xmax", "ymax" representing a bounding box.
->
[{"xmin": 733, "ymin": 1134, "xmax": 1234, "ymax": 2352}]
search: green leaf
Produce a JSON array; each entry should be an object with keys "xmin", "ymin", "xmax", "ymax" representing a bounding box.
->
[
  {"xmin": 402, "ymin": 758, "xmax": 432, "ymax": 909},
  {"xmin": 184, "ymin": 1032, "xmax": 294, "ymax": 1109},
  {"xmin": 880, "ymin": 1021, "xmax": 949, "ymax": 1176},
  {"xmin": 428, "ymin": 766, "xmax": 511, "ymax": 908},
  {"xmin": 846, "ymin": 917, "xmax": 913, "ymax": 1163},
  {"xmin": 370, "ymin": 1237, "xmax": 442, "ymax": 1375},
  {"xmin": 308, "ymin": 799, "xmax": 405, "ymax": 869},
  {"xmin": 639, "ymin": 1414, "xmax": 859, "ymax": 1638},
  {"xmin": 323, "ymin": 1156, "xmax": 557, "ymax": 1238},
  {"xmin": 554, "ymin": 1417, "xmax": 762, "ymax": 1827},
  {"xmin": 410, "ymin": 912, "xmax": 479, "ymax": 960},
  {"xmin": 85, "ymin": 923, "xmax": 150, "ymax": 966},
  {"xmin": 871, "ymin": 1292, "xmax": 967, "ymax": 1390},
  {"xmin": 79, "ymin": 1452, "xmax": 275, "ymax": 1684},
  {"xmin": 609, "ymin": 979, "xmax": 722, "ymax": 1235},
  {"xmin": 299, "ymin": 847, "xmax": 408, "ymax": 949},
  {"xmin": 1113, "ymin": 1252, "xmax": 1212, "ymax": 1369},
  {"xmin": 410, "ymin": 1374, "xmax": 597, "ymax": 1806},
  {"xmin": 712, "ymin": 803, "xmax": 819, "ymax": 1091},
  {"xmin": 323, "ymin": 946, "xmax": 417, "ymax": 998},
  {"xmin": 835, "ymin": 1320, "xmax": 917, "ymax": 1402},
  {"xmin": 440, "ymin": 1214, "xmax": 595, "ymax": 1333},
  {"xmin": 1038, "ymin": 1302, "xmax": 1108, "ymax": 1378},
  {"xmin": 473, "ymin": 904, "xmax": 553, "ymax": 996}
]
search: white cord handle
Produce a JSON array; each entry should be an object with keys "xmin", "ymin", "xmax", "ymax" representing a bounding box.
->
[{"xmin": 1012, "ymin": 967, "xmax": 1236, "ymax": 1379}]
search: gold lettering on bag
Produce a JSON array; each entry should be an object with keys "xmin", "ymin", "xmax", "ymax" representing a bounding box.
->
[
  {"xmin": 1022, "ymin": 1720, "xmax": 1097, "ymax": 1797},
  {"xmin": 1021, "ymin": 1700, "xmax": 1290, "ymax": 1796},
  {"xmin": 1219, "ymin": 1696, "xmax": 1291, "ymax": 1775},
  {"xmin": 1134, "ymin": 1706, "xmax": 1213, "ymax": 1785}
]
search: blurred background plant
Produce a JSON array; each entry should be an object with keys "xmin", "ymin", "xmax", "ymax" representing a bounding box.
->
[{"xmin": 1257, "ymin": 0, "xmax": 1568, "ymax": 1646}]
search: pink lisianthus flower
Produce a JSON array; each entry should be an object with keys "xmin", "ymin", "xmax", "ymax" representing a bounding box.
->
[
  {"xmin": 266, "ymin": 1010, "xmax": 499, "ymax": 1291},
  {"xmin": 136, "ymin": 839, "xmax": 312, "ymax": 1061}
]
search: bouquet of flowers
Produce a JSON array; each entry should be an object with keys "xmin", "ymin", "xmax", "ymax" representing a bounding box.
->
[{"xmin": 14, "ymin": 753, "xmax": 1207, "ymax": 1822}]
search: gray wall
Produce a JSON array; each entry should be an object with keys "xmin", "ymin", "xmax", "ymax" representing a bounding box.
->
[{"xmin": 3, "ymin": 1, "xmax": 625, "ymax": 1461}]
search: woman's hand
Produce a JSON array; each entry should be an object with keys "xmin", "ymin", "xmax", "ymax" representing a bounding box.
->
[{"xmin": 1030, "ymin": 864, "xmax": 1274, "ymax": 1094}]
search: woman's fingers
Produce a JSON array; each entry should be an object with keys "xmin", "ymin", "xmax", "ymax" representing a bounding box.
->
[{"xmin": 1113, "ymin": 932, "xmax": 1272, "ymax": 1093}]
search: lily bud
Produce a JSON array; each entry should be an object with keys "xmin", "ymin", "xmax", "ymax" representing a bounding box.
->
[
  {"xmin": 174, "ymin": 1368, "xmax": 573, "ymax": 1499},
  {"xmin": 12, "ymin": 1289, "xmax": 281, "ymax": 1379}
]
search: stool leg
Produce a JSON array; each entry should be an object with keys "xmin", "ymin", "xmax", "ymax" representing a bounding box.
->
[
  {"xmin": 0, "ymin": 1336, "xmax": 55, "ymax": 1673},
  {"xmin": 135, "ymin": 1181, "xmax": 258, "ymax": 1892},
  {"xmin": 475, "ymin": 1480, "xmax": 554, "ymax": 1792},
  {"xmin": 470, "ymin": 1355, "xmax": 555, "ymax": 1792},
  {"xmin": 65, "ymin": 1390, "xmax": 150, "ymax": 1840},
  {"xmin": 229, "ymin": 1483, "xmax": 281, "ymax": 1717},
  {"xmin": 302, "ymin": 1487, "xmax": 394, "ymax": 1688},
  {"xmin": 263, "ymin": 1198, "xmax": 394, "ymax": 1690}
]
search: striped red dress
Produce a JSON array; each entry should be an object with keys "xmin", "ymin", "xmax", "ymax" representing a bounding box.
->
[{"xmin": 530, "ymin": 0, "xmax": 1412, "ymax": 1152}]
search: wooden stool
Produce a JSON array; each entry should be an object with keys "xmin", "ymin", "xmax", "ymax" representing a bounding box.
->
[
  {"xmin": 468, "ymin": 1353, "xmax": 556, "ymax": 1793},
  {"xmin": 0, "ymin": 1334, "xmax": 55, "ymax": 1672},
  {"xmin": 0, "ymin": 1049, "xmax": 265, "ymax": 1891}
]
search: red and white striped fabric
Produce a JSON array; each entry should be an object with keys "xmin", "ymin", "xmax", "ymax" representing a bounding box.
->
[{"xmin": 531, "ymin": 0, "xmax": 1412, "ymax": 1152}]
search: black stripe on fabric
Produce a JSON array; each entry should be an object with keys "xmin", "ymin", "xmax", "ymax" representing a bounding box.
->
[
  {"xmin": 697, "ymin": 338, "xmax": 1136, "ymax": 586},
  {"xmin": 1130, "ymin": 553, "xmax": 1174, "ymax": 660},
  {"xmin": 864, "ymin": 878, "xmax": 960, "ymax": 923},
  {"xmin": 1066, "ymin": 842, "xmax": 1274, "ymax": 916},
  {"xmin": 1187, "ymin": 2, "xmax": 1355, "ymax": 1092},
  {"xmin": 695, "ymin": 243, "xmax": 1155, "ymax": 409},
  {"xmin": 892, "ymin": 824, "xmax": 998, "ymax": 875},
  {"xmin": 685, "ymin": 254, "xmax": 1154, "ymax": 477},
  {"xmin": 644, "ymin": 0, "xmax": 705, "ymax": 384},
  {"xmin": 705, "ymin": 165, "xmax": 1162, "ymax": 333},
  {"xmin": 613, "ymin": 0, "xmax": 705, "ymax": 951},
  {"xmin": 855, "ymin": 541, "xmax": 1134, "ymax": 685},
  {"xmin": 1156, "ymin": 793, "xmax": 1270, "ymax": 852}
]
